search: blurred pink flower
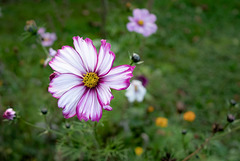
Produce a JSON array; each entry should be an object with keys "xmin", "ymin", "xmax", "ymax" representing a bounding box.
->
[
  {"xmin": 3, "ymin": 108, "xmax": 16, "ymax": 120},
  {"xmin": 37, "ymin": 27, "xmax": 57, "ymax": 47},
  {"xmin": 37, "ymin": 27, "xmax": 45, "ymax": 35},
  {"xmin": 127, "ymin": 8, "xmax": 157, "ymax": 37},
  {"xmin": 41, "ymin": 32, "xmax": 57, "ymax": 47},
  {"xmin": 48, "ymin": 36, "xmax": 135, "ymax": 122}
]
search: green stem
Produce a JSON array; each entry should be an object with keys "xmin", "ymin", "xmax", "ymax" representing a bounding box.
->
[
  {"xmin": 44, "ymin": 115, "xmax": 50, "ymax": 130},
  {"xmin": 139, "ymin": 37, "xmax": 146, "ymax": 55},
  {"xmin": 213, "ymin": 125, "xmax": 240, "ymax": 140},
  {"xmin": 182, "ymin": 135, "xmax": 187, "ymax": 154},
  {"xmin": 21, "ymin": 118, "xmax": 63, "ymax": 136},
  {"xmin": 183, "ymin": 134, "xmax": 213, "ymax": 161},
  {"xmin": 93, "ymin": 122, "xmax": 100, "ymax": 148},
  {"xmin": 183, "ymin": 123, "xmax": 240, "ymax": 161},
  {"xmin": 37, "ymin": 36, "xmax": 49, "ymax": 57},
  {"xmin": 22, "ymin": 119, "xmax": 45, "ymax": 130}
]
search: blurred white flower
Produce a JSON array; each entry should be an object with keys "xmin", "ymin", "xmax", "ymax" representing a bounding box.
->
[{"xmin": 125, "ymin": 80, "xmax": 146, "ymax": 103}]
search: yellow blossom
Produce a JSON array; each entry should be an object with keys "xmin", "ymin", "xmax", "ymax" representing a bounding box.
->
[
  {"xmin": 155, "ymin": 117, "xmax": 168, "ymax": 127},
  {"xmin": 0, "ymin": 80, "xmax": 3, "ymax": 87},
  {"xmin": 135, "ymin": 147, "xmax": 143, "ymax": 156},
  {"xmin": 147, "ymin": 106, "xmax": 154, "ymax": 113},
  {"xmin": 183, "ymin": 111, "xmax": 196, "ymax": 122}
]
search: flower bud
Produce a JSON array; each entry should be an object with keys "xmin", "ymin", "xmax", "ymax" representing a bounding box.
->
[
  {"xmin": 126, "ymin": 2, "xmax": 131, "ymax": 9},
  {"xmin": 3, "ymin": 108, "xmax": 16, "ymax": 120},
  {"xmin": 41, "ymin": 108, "xmax": 48, "ymax": 115},
  {"xmin": 182, "ymin": 129, "xmax": 187, "ymax": 135},
  {"xmin": 212, "ymin": 123, "xmax": 224, "ymax": 133},
  {"xmin": 24, "ymin": 20, "xmax": 37, "ymax": 34},
  {"xmin": 131, "ymin": 53, "xmax": 141, "ymax": 63},
  {"xmin": 227, "ymin": 114, "xmax": 235, "ymax": 123},
  {"xmin": 230, "ymin": 99, "xmax": 237, "ymax": 106},
  {"xmin": 176, "ymin": 101, "xmax": 185, "ymax": 114},
  {"xmin": 65, "ymin": 123, "xmax": 71, "ymax": 129}
]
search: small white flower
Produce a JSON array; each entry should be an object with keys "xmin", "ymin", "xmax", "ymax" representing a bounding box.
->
[{"xmin": 125, "ymin": 80, "xmax": 146, "ymax": 103}]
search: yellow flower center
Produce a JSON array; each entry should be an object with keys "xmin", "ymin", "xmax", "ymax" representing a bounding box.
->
[
  {"xmin": 83, "ymin": 72, "xmax": 99, "ymax": 88},
  {"xmin": 134, "ymin": 84, "xmax": 138, "ymax": 91},
  {"xmin": 137, "ymin": 20, "xmax": 144, "ymax": 26},
  {"xmin": 43, "ymin": 38, "xmax": 50, "ymax": 41}
]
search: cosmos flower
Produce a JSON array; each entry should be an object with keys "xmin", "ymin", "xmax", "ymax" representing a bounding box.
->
[
  {"xmin": 183, "ymin": 111, "xmax": 196, "ymax": 122},
  {"xmin": 37, "ymin": 27, "xmax": 57, "ymax": 47},
  {"xmin": 127, "ymin": 8, "xmax": 157, "ymax": 37},
  {"xmin": 155, "ymin": 117, "xmax": 168, "ymax": 127},
  {"xmin": 3, "ymin": 108, "xmax": 16, "ymax": 120},
  {"xmin": 48, "ymin": 36, "xmax": 135, "ymax": 122},
  {"xmin": 125, "ymin": 80, "xmax": 146, "ymax": 103}
]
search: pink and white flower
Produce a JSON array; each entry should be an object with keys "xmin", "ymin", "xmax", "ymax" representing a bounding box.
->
[
  {"xmin": 3, "ymin": 108, "xmax": 16, "ymax": 120},
  {"xmin": 127, "ymin": 8, "xmax": 157, "ymax": 37},
  {"xmin": 48, "ymin": 36, "xmax": 135, "ymax": 122},
  {"xmin": 38, "ymin": 27, "xmax": 57, "ymax": 47}
]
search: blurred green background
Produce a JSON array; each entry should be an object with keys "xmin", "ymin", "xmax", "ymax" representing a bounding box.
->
[{"xmin": 0, "ymin": 0, "xmax": 240, "ymax": 160}]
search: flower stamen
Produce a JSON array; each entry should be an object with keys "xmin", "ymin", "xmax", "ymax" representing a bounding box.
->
[
  {"xmin": 137, "ymin": 20, "xmax": 144, "ymax": 26},
  {"xmin": 83, "ymin": 72, "xmax": 99, "ymax": 88},
  {"xmin": 134, "ymin": 84, "xmax": 138, "ymax": 91}
]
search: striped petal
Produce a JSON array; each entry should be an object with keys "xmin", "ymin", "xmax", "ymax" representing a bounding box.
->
[
  {"xmin": 49, "ymin": 46, "xmax": 86, "ymax": 77},
  {"xmin": 96, "ymin": 83, "xmax": 114, "ymax": 106},
  {"xmin": 73, "ymin": 36, "xmax": 97, "ymax": 72},
  {"xmin": 58, "ymin": 85, "xmax": 86, "ymax": 119},
  {"xmin": 76, "ymin": 89, "xmax": 102, "ymax": 122},
  {"xmin": 101, "ymin": 65, "xmax": 135, "ymax": 90},
  {"xmin": 48, "ymin": 73, "xmax": 83, "ymax": 98},
  {"xmin": 95, "ymin": 40, "xmax": 115, "ymax": 76}
]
